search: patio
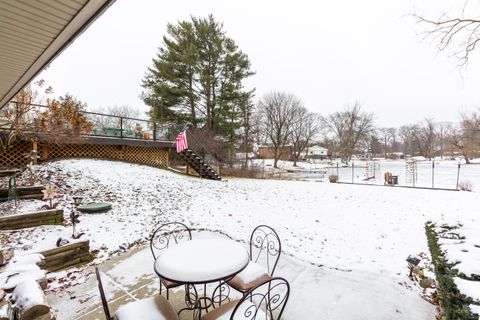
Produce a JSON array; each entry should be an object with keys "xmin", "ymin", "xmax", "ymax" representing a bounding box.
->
[{"xmin": 46, "ymin": 231, "xmax": 435, "ymax": 320}]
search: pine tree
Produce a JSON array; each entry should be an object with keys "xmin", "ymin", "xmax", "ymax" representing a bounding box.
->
[{"xmin": 141, "ymin": 15, "xmax": 254, "ymax": 146}]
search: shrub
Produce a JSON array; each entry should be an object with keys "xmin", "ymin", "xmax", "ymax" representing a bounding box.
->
[
  {"xmin": 329, "ymin": 175, "xmax": 338, "ymax": 183},
  {"xmin": 425, "ymin": 222, "xmax": 477, "ymax": 320},
  {"xmin": 220, "ymin": 166, "xmax": 264, "ymax": 178}
]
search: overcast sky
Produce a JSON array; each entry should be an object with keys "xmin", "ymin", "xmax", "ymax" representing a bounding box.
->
[{"xmin": 37, "ymin": 0, "xmax": 480, "ymax": 127}]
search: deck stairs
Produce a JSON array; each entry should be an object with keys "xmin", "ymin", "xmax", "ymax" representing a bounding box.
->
[{"xmin": 178, "ymin": 148, "xmax": 221, "ymax": 180}]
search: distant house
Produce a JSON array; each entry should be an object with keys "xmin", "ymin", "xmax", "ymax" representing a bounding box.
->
[
  {"xmin": 258, "ymin": 145, "xmax": 293, "ymax": 161},
  {"xmin": 302, "ymin": 146, "xmax": 330, "ymax": 160}
]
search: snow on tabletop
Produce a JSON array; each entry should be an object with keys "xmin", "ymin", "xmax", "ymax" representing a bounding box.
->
[
  {"xmin": 453, "ymin": 277, "xmax": 480, "ymax": 302},
  {"xmin": 236, "ymin": 261, "xmax": 268, "ymax": 284},
  {"xmin": 155, "ymin": 238, "xmax": 248, "ymax": 282},
  {"xmin": 11, "ymin": 278, "xmax": 45, "ymax": 309}
]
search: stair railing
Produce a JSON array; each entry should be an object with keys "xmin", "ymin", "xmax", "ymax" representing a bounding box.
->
[{"xmin": 181, "ymin": 127, "xmax": 221, "ymax": 177}]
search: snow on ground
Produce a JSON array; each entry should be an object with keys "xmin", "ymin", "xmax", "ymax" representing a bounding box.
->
[
  {"xmin": 250, "ymin": 158, "xmax": 480, "ymax": 190},
  {"xmin": 436, "ymin": 223, "xmax": 480, "ymax": 312},
  {"xmin": 2, "ymin": 158, "xmax": 480, "ymax": 318},
  {"xmin": 0, "ymin": 199, "xmax": 45, "ymax": 217},
  {"xmin": 47, "ymin": 232, "xmax": 436, "ymax": 320}
]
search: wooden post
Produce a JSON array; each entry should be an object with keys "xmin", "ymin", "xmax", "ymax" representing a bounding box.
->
[
  {"xmin": 456, "ymin": 163, "xmax": 461, "ymax": 190},
  {"xmin": 31, "ymin": 137, "xmax": 38, "ymax": 165}
]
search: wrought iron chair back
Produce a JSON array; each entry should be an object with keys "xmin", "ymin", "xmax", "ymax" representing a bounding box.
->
[
  {"xmin": 249, "ymin": 225, "xmax": 281, "ymax": 276},
  {"xmin": 230, "ymin": 277, "xmax": 290, "ymax": 320},
  {"xmin": 149, "ymin": 222, "xmax": 192, "ymax": 259},
  {"xmin": 95, "ymin": 267, "xmax": 112, "ymax": 320}
]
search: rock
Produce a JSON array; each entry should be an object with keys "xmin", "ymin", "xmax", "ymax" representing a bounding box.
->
[
  {"xmin": 0, "ymin": 248, "xmax": 14, "ymax": 266},
  {"xmin": 419, "ymin": 278, "xmax": 436, "ymax": 289},
  {"xmin": 11, "ymin": 279, "xmax": 50, "ymax": 320},
  {"xmin": 0, "ymin": 289, "xmax": 5, "ymax": 301},
  {"xmin": 412, "ymin": 266, "xmax": 424, "ymax": 278},
  {"xmin": 0, "ymin": 299, "xmax": 13, "ymax": 320}
]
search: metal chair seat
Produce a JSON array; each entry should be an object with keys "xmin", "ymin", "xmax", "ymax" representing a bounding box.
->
[
  {"xmin": 227, "ymin": 261, "xmax": 271, "ymax": 292},
  {"xmin": 115, "ymin": 296, "xmax": 178, "ymax": 320},
  {"xmin": 162, "ymin": 278, "xmax": 181, "ymax": 289},
  {"xmin": 95, "ymin": 267, "xmax": 179, "ymax": 320},
  {"xmin": 229, "ymin": 225, "xmax": 281, "ymax": 295},
  {"xmin": 199, "ymin": 277, "xmax": 290, "ymax": 320},
  {"xmin": 200, "ymin": 300, "xmax": 264, "ymax": 320}
]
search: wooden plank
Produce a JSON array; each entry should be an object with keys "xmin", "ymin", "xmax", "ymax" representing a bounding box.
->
[
  {"xmin": 0, "ymin": 209, "xmax": 62, "ymax": 223},
  {"xmin": 40, "ymin": 240, "xmax": 89, "ymax": 257}
]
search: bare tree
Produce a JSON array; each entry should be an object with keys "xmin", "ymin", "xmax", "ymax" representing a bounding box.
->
[
  {"xmin": 290, "ymin": 107, "xmax": 320, "ymax": 166},
  {"xmin": 414, "ymin": 2, "xmax": 480, "ymax": 66},
  {"xmin": 379, "ymin": 127, "xmax": 397, "ymax": 157},
  {"xmin": 449, "ymin": 109, "xmax": 480, "ymax": 163},
  {"xmin": 1, "ymin": 80, "xmax": 52, "ymax": 154},
  {"xmin": 251, "ymin": 110, "xmax": 267, "ymax": 148},
  {"xmin": 437, "ymin": 121, "xmax": 453, "ymax": 158},
  {"xmin": 321, "ymin": 102, "xmax": 374, "ymax": 164},
  {"xmin": 89, "ymin": 105, "xmax": 142, "ymax": 132},
  {"xmin": 258, "ymin": 92, "xmax": 300, "ymax": 168},
  {"xmin": 398, "ymin": 125, "xmax": 413, "ymax": 157},
  {"xmin": 419, "ymin": 118, "xmax": 437, "ymax": 159}
]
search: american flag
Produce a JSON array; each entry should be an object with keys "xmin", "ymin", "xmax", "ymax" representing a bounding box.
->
[{"xmin": 175, "ymin": 130, "xmax": 188, "ymax": 153}]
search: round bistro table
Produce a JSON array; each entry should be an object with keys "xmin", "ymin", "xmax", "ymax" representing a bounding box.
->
[{"xmin": 154, "ymin": 238, "xmax": 249, "ymax": 315}]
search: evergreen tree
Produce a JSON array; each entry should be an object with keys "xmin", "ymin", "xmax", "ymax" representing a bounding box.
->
[{"xmin": 141, "ymin": 15, "xmax": 254, "ymax": 145}]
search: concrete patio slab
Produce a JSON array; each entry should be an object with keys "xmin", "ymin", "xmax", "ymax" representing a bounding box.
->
[{"xmin": 46, "ymin": 231, "xmax": 436, "ymax": 319}]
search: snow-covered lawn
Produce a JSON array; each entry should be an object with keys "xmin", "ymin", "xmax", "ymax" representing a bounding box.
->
[
  {"xmin": 1, "ymin": 159, "xmax": 480, "ymax": 318},
  {"xmin": 250, "ymin": 158, "xmax": 480, "ymax": 190}
]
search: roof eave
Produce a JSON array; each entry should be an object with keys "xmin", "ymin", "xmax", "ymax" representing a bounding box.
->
[{"xmin": 0, "ymin": 0, "xmax": 116, "ymax": 109}]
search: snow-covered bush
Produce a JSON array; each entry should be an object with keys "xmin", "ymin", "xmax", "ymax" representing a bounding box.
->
[
  {"xmin": 458, "ymin": 181, "xmax": 473, "ymax": 192},
  {"xmin": 425, "ymin": 222, "xmax": 478, "ymax": 320}
]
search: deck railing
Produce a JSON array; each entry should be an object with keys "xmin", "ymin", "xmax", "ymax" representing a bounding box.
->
[{"xmin": 3, "ymin": 101, "xmax": 176, "ymax": 142}]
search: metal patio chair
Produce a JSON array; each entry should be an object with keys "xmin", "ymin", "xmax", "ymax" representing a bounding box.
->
[
  {"xmin": 199, "ymin": 277, "xmax": 290, "ymax": 320},
  {"xmin": 95, "ymin": 267, "xmax": 179, "ymax": 320},
  {"xmin": 228, "ymin": 225, "xmax": 282, "ymax": 295},
  {"xmin": 150, "ymin": 222, "xmax": 193, "ymax": 299}
]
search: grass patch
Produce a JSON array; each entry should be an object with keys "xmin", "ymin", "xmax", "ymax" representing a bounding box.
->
[{"xmin": 425, "ymin": 222, "xmax": 477, "ymax": 320}]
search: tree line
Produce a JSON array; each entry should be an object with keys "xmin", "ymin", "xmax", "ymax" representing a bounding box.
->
[{"xmin": 141, "ymin": 14, "xmax": 480, "ymax": 168}]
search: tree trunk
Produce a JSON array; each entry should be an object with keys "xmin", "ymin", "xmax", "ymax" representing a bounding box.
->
[
  {"xmin": 463, "ymin": 150, "xmax": 471, "ymax": 164},
  {"xmin": 11, "ymin": 280, "xmax": 50, "ymax": 320},
  {"xmin": 273, "ymin": 148, "xmax": 279, "ymax": 168}
]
